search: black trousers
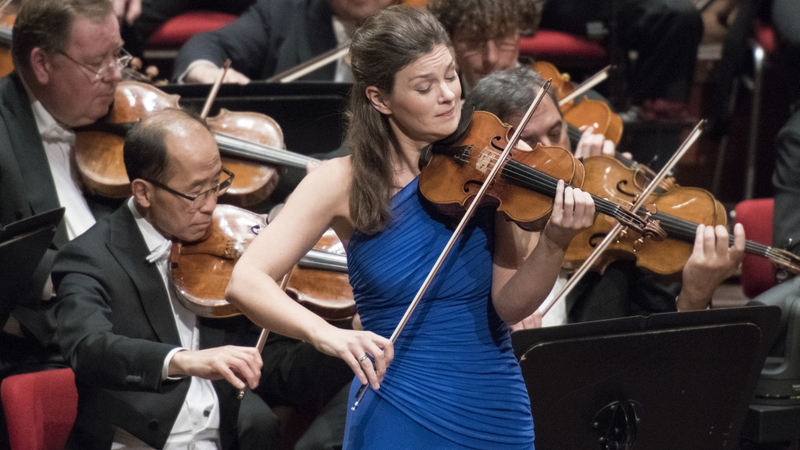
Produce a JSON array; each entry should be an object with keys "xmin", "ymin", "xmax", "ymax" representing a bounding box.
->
[
  {"xmin": 541, "ymin": 0, "xmax": 703, "ymax": 105},
  {"xmin": 566, "ymin": 260, "xmax": 680, "ymax": 323}
]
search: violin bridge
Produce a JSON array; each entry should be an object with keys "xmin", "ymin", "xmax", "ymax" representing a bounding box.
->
[{"xmin": 475, "ymin": 147, "xmax": 494, "ymax": 174}]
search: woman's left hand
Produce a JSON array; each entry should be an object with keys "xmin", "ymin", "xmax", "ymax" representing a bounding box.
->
[{"xmin": 541, "ymin": 180, "xmax": 595, "ymax": 250}]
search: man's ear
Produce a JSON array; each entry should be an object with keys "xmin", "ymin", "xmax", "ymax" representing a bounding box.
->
[
  {"xmin": 29, "ymin": 48, "xmax": 51, "ymax": 85},
  {"xmin": 130, "ymin": 179, "xmax": 152, "ymax": 208},
  {"xmin": 365, "ymin": 86, "xmax": 392, "ymax": 116}
]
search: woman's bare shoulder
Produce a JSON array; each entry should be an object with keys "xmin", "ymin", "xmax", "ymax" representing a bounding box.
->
[{"xmin": 283, "ymin": 155, "xmax": 353, "ymax": 220}]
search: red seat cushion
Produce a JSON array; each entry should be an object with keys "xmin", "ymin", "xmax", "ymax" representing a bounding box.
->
[
  {"xmin": 735, "ymin": 198, "xmax": 776, "ymax": 298},
  {"xmin": 519, "ymin": 30, "xmax": 607, "ymax": 65},
  {"xmin": 147, "ymin": 11, "xmax": 238, "ymax": 49},
  {"xmin": 753, "ymin": 20, "xmax": 776, "ymax": 56},
  {"xmin": 1, "ymin": 368, "xmax": 78, "ymax": 450}
]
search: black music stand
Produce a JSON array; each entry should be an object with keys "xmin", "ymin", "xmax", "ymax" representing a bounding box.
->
[
  {"xmin": 512, "ymin": 306, "xmax": 780, "ymax": 450},
  {"xmin": 0, "ymin": 207, "xmax": 64, "ymax": 325}
]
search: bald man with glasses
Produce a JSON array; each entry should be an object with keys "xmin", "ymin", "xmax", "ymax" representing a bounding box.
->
[{"xmin": 50, "ymin": 108, "xmax": 276, "ymax": 449}]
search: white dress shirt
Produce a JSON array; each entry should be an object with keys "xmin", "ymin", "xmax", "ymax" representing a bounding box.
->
[
  {"xmin": 112, "ymin": 199, "xmax": 221, "ymax": 450},
  {"xmin": 30, "ymin": 100, "xmax": 95, "ymax": 240},
  {"xmin": 540, "ymin": 271, "xmax": 569, "ymax": 327}
]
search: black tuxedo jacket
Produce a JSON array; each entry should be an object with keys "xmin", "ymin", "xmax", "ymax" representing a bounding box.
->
[
  {"xmin": 172, "ymin": 0, "xmax": 338, "ymax": 82},
  {"xmin": 0, "ymin": 72, "xmax": 119, "ymax": 344},
  {"xmin": 52, "ymin": 205, "xmax": 243, "ymax": 449}
]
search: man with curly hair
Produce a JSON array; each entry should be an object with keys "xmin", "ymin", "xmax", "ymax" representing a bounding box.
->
[{"xmin": 427, "ymin": 0, "xmax": 542, "ymax": 93}]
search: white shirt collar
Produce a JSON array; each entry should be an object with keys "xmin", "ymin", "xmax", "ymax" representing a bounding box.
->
[
  {"xmin": 126, "ymin": 197, "xmax": 172, "ymax": 262},
  {"xmin": 21, "ymin": 75, "xmax": 75, "ymax": 143},
  {"xmin": 31, "ymin": 99, "xmax": 75, "ymax": 143}
]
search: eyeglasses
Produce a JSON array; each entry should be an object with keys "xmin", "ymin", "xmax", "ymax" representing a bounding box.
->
[
  {"xmin": 453, "ymin": 36, "xmax": 519, "ymax": 55},
  {"xmin": 57, "ymin": 47, "xmax": 133, "ymax": 81},
  {"xmin": 146, "ymin": 168, "xmax": 235, "ymax": 211}
]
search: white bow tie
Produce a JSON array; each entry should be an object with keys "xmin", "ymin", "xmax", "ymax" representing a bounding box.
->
[{"xmin": 146, "ymin": 239, "xmax": 173, "ymax": 264}]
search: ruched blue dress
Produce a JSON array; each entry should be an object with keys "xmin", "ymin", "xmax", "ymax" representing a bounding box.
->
[{"xmin": 343, "ymin": 178, "xmax": 535, "ymax": 450}]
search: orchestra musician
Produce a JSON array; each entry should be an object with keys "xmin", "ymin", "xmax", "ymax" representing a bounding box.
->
[
  {"xmin": 426, "ymin": 0, "xmax": 542, "ymax": 94},
  {"xmin": 226, "ymin": 6, "xmax": 595, "ymax": 449},
  {"xmin": 464, "ymin": 67, "xmax": 746, "ymax": 326},
  {"xmin": 0, "ymin": 0, "xmax": 125, "ymax": 384},
  {"xmin": 172, "ymin": 0, "xmax": 397, "ymax": 85},
  {"xmin": 52, "ymin": 108, "xmax": 354, "ymax": 450},
  {"xmin": 52, "ymin": 108, "xmax": 271, "ymax": 449}
]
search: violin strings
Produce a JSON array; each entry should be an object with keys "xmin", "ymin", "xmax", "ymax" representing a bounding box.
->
[
  {"xmin": 462, "ymin": 152, "xmax": 643, "ymax": 223},
  {"xmin": 448, "ymin": 152, "xmax": 800, "ymax": 272},
  {"xmin": 451, "ymin": 150, "xmax": 798, "ymax": 270},
  {"xmin": 454, "ymin": 151, "xmax": 643, "ymax": 226},
  {"xmin": 453, "ymin": 153, "xmax": 623, "ymax": 220}
]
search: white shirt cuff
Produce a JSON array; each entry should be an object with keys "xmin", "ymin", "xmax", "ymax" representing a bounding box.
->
[{"xmin": 163, "ymin": 347, "xmax": 188, "ymax": 380}]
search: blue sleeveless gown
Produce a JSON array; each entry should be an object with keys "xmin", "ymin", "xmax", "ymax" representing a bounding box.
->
[{"xmin": 343, "ymin": 178, "xmax": 535, "ymax": 450}]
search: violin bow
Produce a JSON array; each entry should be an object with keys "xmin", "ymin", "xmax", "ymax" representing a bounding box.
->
[
  {"xmin": 351, "ymin": 80, "xmax": 554, "ymax": 411},
  {"xmin": 265, "ymin": 40, "xmax": 351, "ymax": 83},
  {"xmin": 558, "ymin": 65, "xmax": 612, "ymax": 107},
  {"xmin": 200, "ymin": 59, "xmax": 231, "ymax": 119},
  {"xmin": 537, "ymin": 119, "xmax": 707, "ymax": 318},
  {"xmin": 203, "ymin": 61, "xmax": 279, "ymax": 400},
  {"xmin": 237, "ymin": 268, "xmax": 294, "ymax": 399}
]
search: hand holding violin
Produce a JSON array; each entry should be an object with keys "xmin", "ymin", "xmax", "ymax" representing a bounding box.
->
[
  {"xmin": 678, "ymin": 223, "xmax": 746, "ymax": 311},
  {"xmin": 540, "ymin": 180, "xmax": 596, "ymax": 251},
  {"xmin": 573, "ymin": 125, "xmax": 631, "ymax": 160},
  {"xmin": 573, "ymin": 126, "xmax": 616, "ymax": 159}
]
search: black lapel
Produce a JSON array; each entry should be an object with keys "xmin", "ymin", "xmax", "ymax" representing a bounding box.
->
[
  {"xmin": 107, "ymin": 207, "xmax": 182, "ymax": 346},
  {"xmin": 0, "ymin": 73, "xmax": 67, "ymax": 246}
]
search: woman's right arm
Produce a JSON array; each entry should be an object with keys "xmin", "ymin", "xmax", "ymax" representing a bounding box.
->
[{"xmin": 226, "ymin": 157, "xmax": 393, "ymax": 388}]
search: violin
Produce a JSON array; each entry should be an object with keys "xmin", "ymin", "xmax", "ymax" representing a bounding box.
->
[
  {"xmin": 563, "ymin": 155, "xmax": 800, "ymax": 276},
  {"xmin": 532, "ymin": 61, "xmax": 623, "ymax": 145},
  {"xmin": 169, "ymin": 204, "xmax": 356, "ymax": 323},
  {"xmin": 418, "ymin": 110, "xmax": 660, "ymax": 236},
  {"xmin": 74, "ymin": 81, "xmax": 317, "ymax": 206}
]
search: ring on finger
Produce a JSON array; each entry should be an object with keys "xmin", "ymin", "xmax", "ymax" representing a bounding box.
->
[{"xmin": 358, "ymin": 354, "xmax": 369, "ymax": 362}]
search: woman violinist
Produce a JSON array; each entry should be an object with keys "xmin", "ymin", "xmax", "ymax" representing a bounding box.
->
[
  {"xmin": 227, "ymin": 6, "xmax": 595, "ymax": 449},
  {"xmin": 464, "ymin": 67, "xmax": 746, "ymax": 326}
]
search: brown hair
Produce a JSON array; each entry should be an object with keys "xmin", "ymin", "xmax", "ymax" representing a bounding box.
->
[
  {"xmin": 12, "ymin": 0, "xmax": 114, "ymax": 75},
  {"xmin": 427, "ymin": 0, "xmax": 543, "ymax": 41},
  {"xmin": 346, "ymin": 5, "xmax": 451, "ymax": 234}
]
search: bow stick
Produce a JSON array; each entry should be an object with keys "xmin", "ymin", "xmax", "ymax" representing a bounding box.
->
[{"xmin": 352, "ymin": 80, "xmax": 554, "ymax": 410}]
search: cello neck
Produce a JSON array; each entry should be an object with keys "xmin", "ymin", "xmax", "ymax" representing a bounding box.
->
[{"xmin": 213, "ymin": 132, "xmax": 318, "ymax": 170}]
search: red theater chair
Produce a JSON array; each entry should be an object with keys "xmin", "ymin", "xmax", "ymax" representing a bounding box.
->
[
  {"xmin": 734, "ymin": 198, "xmax": 777, "ymax": 298},
  {"xmin": 1, "ymin": 368, "xmax": 78, "ymax": 450}
]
